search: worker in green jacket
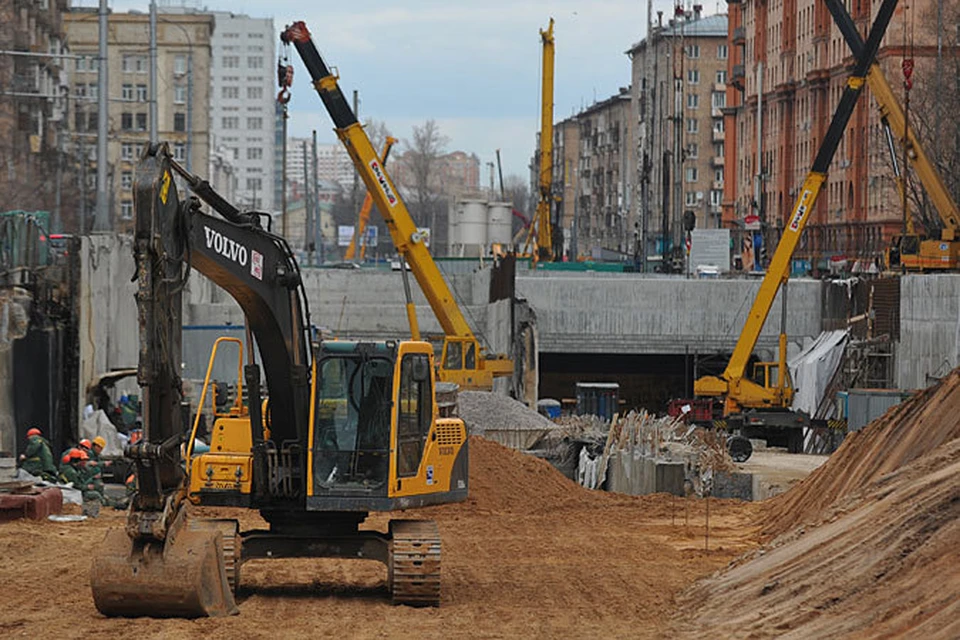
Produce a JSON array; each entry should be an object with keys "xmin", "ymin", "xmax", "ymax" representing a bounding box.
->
[
  {"xmin": 58, "ymin": 449, "xmax": 104, "ymax": 503},
  {"xmin": 19, "ymin": 427, "xmax": 58, "ymax": 482}
]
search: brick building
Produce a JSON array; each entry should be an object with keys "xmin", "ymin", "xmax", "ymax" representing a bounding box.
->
[
  {"xmin": 724, "ymin": 0, "xmax": 955, "ymax": 270},
  {"xmin": 628, "ymin": 10, "xmax": 729, "ymax": 267}
]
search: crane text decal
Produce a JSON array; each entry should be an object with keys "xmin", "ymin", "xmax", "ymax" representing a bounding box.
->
[
  {"xmin": 369, "ymin": 159, "xmax": 398, "ymax": 207},
  {"xmin": 204, "ymin": 226, "xmax": 249, "ymax": 267},
  {"xmin": 788, "ymin": 189, "xmax": 813, "ymax": 232}
]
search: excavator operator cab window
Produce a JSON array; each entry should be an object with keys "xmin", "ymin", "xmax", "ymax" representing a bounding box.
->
[
  {"xmin": 397, "ymin": 353, "xmax": 432, "ymax": 477},
  {"xmin": 313, "ymin": 355, "xmax": 393, "ymax": 494},
  {"xmin": 443, "ymin": 341, "xmax": 463, "ymax": 371}
]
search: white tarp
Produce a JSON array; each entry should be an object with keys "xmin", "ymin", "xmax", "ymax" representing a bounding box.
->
[
  {"xmin": 789, "ymin": 329, "xmax": 849, "ymax": 417},
  {"xmin": 15, "ymin": 468, "xmax": 83, "ymax": 505},
  {"xmin": 80, "ymin": 410, "xmax": 125, "ymax": 457}
]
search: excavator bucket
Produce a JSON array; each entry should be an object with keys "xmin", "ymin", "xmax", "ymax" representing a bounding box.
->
[{"xmin": 90, "ymin": 525, "xmax": 238, "ymax": 618}]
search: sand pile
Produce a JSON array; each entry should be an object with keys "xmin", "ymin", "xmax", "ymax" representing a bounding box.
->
[
  {"xmin": 457, "ymin": 391, "xmax": 554, "ymax": 434},
  {"xmin": 763, "ymin": 369, "xmax": 960, "ymax": 537},
  {"xmin": 673, "ymin": 369, "xmax": 960, "ymax": 638}
]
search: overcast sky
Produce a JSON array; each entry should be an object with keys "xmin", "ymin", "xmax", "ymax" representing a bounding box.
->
[{"xmin": 94, "ymin": 0, "xmax": 716, "ymax": 179}]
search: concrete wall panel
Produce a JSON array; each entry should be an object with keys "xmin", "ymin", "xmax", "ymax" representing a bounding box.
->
[{"xmin": 898, "ymin": 275, "xmax": 960, "ymax": 389}]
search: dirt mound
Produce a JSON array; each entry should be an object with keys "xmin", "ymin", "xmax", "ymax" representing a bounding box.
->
[
  {"xmin": 762, "ymin": 370, "xmax": 960, "ymax": 537},
  {"xmin": 457, "ymin": 391, "xmax": 554, "ymax": 434},
  {"xmin": 675, "ymin": 435, "xmax": 960, "ymax": 638}
]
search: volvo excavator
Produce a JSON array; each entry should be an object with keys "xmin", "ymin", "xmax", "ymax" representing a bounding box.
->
[
  {"xmin": 89, "ymin": 144, "xmax": 468, "ymax": 617},
  {"xmin": 280, "ymin": 22, "xmax": 513, "ymax": 392},
  {"xmin": 691, "ymin": 0, "xmax": 898, "ymax": 461}
]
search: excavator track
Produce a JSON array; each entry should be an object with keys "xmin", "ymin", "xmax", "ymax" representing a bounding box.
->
[{"xmin": 389, "ymin": 520, "xmax": 441, "ymax": 606}]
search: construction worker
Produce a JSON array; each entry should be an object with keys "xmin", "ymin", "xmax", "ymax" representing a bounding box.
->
[
  {"xmin": 19, "ymin": 427, "xmax": 58, "ymax": 482},
  {"xmin": 89, "ymin": 436, "xmax": 111, "ymax": 466}
]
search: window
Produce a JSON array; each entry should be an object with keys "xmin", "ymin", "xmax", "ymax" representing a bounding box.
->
[
  {"xmin": 174, "ymin": 112, "xmax": 186, "ymax": 132},
  {"xmin": 716, "ymin": 70, "xmax": 728, "ymax": 84},
  {"xmin": 173, "ymin": 142, "xmax": 186, "ymax": 161},
  {"xmin": 136, "ymin": 84, "xmax": 147, "ymax": 102},
  {"xmin": 120, "ymin": 200, "xmax": 133, "ymax": 220},
  {"xmin": 76, "ymin": 57, "xmax": 86, "ymax": 72},
  {"xmin": 687, "ymin": 93, "xmax": 699, "ymax": 109},
  {"xmin": 247, "ymin": 87, "xmax": 263, "ymax": 100},
  {"xmin": 249, "ymin": 32, "xmax": 264, "ymax": 39},
  {"xmin": 75, "ymin": 84, "xmax": 87, "ymax": 98},
  {"xmin": 247, "ymin": 117, "xmax": 263, "ymax": 130},
  {"xmin": 715, "ymin": 168, "xmax": 724, "ymax": 182},
  {"xmin": 87, "ymin": 83, "xmax": 98, "ymax": 99},
  {"xmin": 122, "ymin": 143, "xmax": 134, "ymax": 161},
  {"xmin": 686, "ymin": 143, "xmax": 699, "ymax": 159},
  {"xmin": 174, "ymin": 55, "xmax": 187, "ymax": 75},
  {"xmin": 222, "ymin": 86, "xmax": 239, "ymax": 99},
  {"xmin": 685, "ymin": 167, "xmax": 699, "ymax": 183},
  {"xmin": 710, "ymin": 190, "xmax": 723, "ymax": 206},
  {"xmin": 686, "ymin": 118, "xmax": 699, "ymax": 133},
  {"xmin": 246, "ymin": 178, "xmax": 262, "ymax": 191},
  {"xmin": 124, "ymin": 55, "xmax": 147, "ymax": 73},
  {"xmin": 222, "ymin": 56, "xmax": 240, "ymax": 68},
  {"xmin": 122, "ymin": 55, "xmax": 133, "ymax": 72},
  {"xmin": 87, "ymin": 111, "xmax": 97, "ymax": 131},
  {"xmin": 687, "ymin": 69, "xmax": 700, "ymax": 84},
  {"xmin": 174, "ymin": 85, "xmax": 186, "ymax": 104},
  {"xmin": 685, "ymin": 192, "xmax": 698, "ymax": 206},
  {"xmin": 247, "ymin": 147, "xmax": 263, "ymax": 160},
  {"xmin": 714, "ymin": 143, "xmax": 724, "ymax": 157},
  {"xmin": 685, "ymin": 44, "xmax": 700, "ymax": 58},
  {"xmin": 121, "ymin": 171, "xmax": 133, "ymax": 189},
  {"xmin": 233, "ymin": 148, "xmax": 239, "ymax": 160},
  {"xmin": 223, "ymin": 32, "xmax": 239, "ymax": 39},
  {"xmin": 396, "ymin": 353, "xmax": 432, "ymax": 477},
  {"xmin": 712, "ymin": 92, "xmax": 726, "ymax": 109},
  {"xmin": 134, "ymin": 143, "xmax": 145, "ymax": 158},
  {"xmin": 136, "ymin": 113, "xmax": 147, "ymax": 131},
  {"xmin": 121, "ymin": 112, "xmax": 133, "ymax": 131},
  {"xmin": 247, "ymin": 56, "xmax": 263, "ymax": 69},
  {"xmin": 121, "ymin": 84, "xmax": 134, "ymax": 101},
  {"xmin": 718, "ymin": 45, "xmax": 729, "ymax": 60}
]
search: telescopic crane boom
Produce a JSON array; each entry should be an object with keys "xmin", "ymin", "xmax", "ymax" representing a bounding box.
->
[
  {"xmin": 523, "ymin": 18, "xmax": 556, "ymax": 263},
  {"xmin": 693, "ymin": 0, "xmax": 899, "ymax": 451},
  {"xmin": 345, "ymin": 136, "xmax": 397, "ymax": 261},
  {"xmin": 281, "ymin": 22, "xmax": 513, "ymax": 391}
]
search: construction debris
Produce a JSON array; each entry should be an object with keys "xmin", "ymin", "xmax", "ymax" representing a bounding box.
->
[{"xmin": 457, "ymin": 390, "xmax": 556, "ymax": 450}]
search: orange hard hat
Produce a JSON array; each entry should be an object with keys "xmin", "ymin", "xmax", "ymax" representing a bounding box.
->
[
  {"xmin": 78, "ymin": 450, "xmax": 89, "ymax": 461},
  {"xmin": 69, "ymin": 448, "xmax": 83, "ymax": 461},
  {"xmin": 62, "ymin": 453, "xmax": 71, "ymax": 464},
  {"xmin": 27, "ymin": 428, "xmax": 41, "ymax": 437},
  {"xmin": 79, "ymin": 438, "xmax": 92, "ymax": 449}
]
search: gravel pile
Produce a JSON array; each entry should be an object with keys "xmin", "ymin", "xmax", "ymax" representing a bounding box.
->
[{"xmin": 457, "ymin": 391, "xmax": 555, "ymax": 435}]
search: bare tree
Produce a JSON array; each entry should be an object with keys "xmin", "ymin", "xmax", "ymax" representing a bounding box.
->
[
  {"xmin": 363, "ymin": 118, "xmax": 394, "ymax": 156},
  {"xmin": 404, "ymin": 119, "xmax": 449, "ymax": 232}
]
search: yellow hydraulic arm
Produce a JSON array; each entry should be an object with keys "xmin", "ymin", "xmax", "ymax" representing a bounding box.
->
[
  {"xmin": 695, "ymin": 0, "xmax": 898, "ymax": 414},
  {"xmin": 345, "ymin": 136, "xmax": 397, "ymax": 260},
  {"xmin": 524, "ymin": 18, "xmax": 555, "ymax": 263},
  {"xmin": 281, "ymin": 22, "xmax": 513, "ymax": 390}
]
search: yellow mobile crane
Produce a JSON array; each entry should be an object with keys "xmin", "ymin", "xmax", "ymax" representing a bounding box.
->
[
  {"xmin": 693, "ymin": 0, "xmax": 898, "ymax": 459},
  {"xmin": 825, "ymin": 5, "xmax": 960, "ymax": 271},
  {"xmin": 345, "ymin": 136, "xmax": 397, "ymax": 261},
  {"xmin": 523, "ymin": 18, "xmax": 557, "ymax": 263},
  {"xmin": 281, "ymin": 23, "xmax": 513, "ymax": 391}
]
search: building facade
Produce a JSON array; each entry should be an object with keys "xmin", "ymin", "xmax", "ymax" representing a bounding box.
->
[
  {"xmin": 208, "ymin": 12, "xmax": 275, "ymax": 212},
  {"xmin": 64, "ymin": 10, "xmax": 213, "ymax": 232},
  {"xmin": 627, "ymin": 11, "xmax": 729, "ymax": 267},
  {"xmin": 725, "ymin": 0, "xmax": 954, "ymax": 270},
  {"xmin": 0, "ymin": 0, "xmax": 75, "ymax": 230}
]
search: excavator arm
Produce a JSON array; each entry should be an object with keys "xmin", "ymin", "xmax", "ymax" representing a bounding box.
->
[
  {"xmin": 92, "ymin": 143, "xmax": 312, "ymax": 618},
  {"xmin": 281, "ymin": 22, "xmax": 513, "ymax": 390},
  {"xmin": 694, "ymin": 0, "xmax": 899, "ymax": 413}
]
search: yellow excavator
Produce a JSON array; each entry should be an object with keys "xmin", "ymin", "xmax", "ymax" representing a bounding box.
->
[
  {"xmin": 345, "ymin": 136, "xmax": 397, "ymax": 261},
  {"xmin": 280, "ymin": 22, "xmax": 513, "ymax": 392},
  {"xmin": 89, "ymin": 144, "xmax": 468, "ymax": 616},
  {"xmin": 692, "ymin": 0, "xmax": 898, "ymax": 460}
]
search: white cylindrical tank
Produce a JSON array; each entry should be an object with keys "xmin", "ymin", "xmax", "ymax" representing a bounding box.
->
[
  {"xmin": 487, "ymin": 202, "xmax": 513, "ymax": 246},
  {"xmin": 454, "ymin": 198, "xmax": 488, "ymax": 257}
]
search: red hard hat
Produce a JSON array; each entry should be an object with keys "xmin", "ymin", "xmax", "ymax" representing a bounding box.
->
[
  {"xmin": 69, "ymin": 448, "xmax": 83, "ymax": 461},
  {"xmin": 79, "ymin": 439, "xmax": 92, "ymax": 449},
  {"xmin": 27, "ymin": 428, "xmax": 41, "ymax": 438}
]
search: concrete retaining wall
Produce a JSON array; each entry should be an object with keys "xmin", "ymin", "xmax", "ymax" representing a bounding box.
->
[
  {"xmin": 898, "ymin": 275, "xmax": 960, "ymax": 389},
  {"xmin": 606, "ymin": 449, "xmax": 687, "ymax": 496}
]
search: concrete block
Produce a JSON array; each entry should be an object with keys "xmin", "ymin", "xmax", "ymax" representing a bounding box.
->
[{"xmin": 713, "ymin": 471, "xmax": 753, "ymax": 500}]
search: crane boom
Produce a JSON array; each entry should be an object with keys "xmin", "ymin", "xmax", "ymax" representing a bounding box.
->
[
  {"xmin": 695, "ymin": 0, "xmax": 899, "ymax": 411},
  {"xmin": 524, "ymin": 18, "xmax": 555, "ymax": 262},
  {"xmin": 345, "ymin": 136, "xmax": 397, "ymax": 260},
  {"xmin": 281, "ymin": 22, "xmax": 513, "ymax": 389}
]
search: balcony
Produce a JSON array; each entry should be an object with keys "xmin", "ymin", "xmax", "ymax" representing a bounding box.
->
[
  {"xmin": 712, "ymin": 181, "xmax": 724, "ymax": 190},
  {"xmin": 733, "ymin": 26, "xmax": 746, "ymax": 46},
  {"xmin": 712, "ymin": 128, "xmax": 725, "ymax": 142},
  {"xmin": 732, "ymin": 64, "xmax": 745, "ymax": 81},
  {"xmin": 712, "ymin": 156, "xmax": 725, "ymax": 167}
]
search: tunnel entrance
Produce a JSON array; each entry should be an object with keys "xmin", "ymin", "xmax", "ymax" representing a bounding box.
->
[{"xmin": 538, "ymin": 352, "xmax": 727, "ymax": 415}]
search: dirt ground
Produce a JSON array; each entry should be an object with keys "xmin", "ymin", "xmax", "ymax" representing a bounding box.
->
[{"xmin": 0, "ymin": 438, "xmax": 761, "ymax": 639}]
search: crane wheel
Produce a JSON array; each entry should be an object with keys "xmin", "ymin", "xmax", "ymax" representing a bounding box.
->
[
  {"xmin": 388, "ymin": 519, "xmax": 441, "ymax": 607},
  {"xmin": 727, "ymin": 435, "xmax": 753, "ymax": 463}
]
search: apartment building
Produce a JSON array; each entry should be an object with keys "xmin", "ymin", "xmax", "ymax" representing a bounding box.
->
[
  {"xmin": 725, "ymin": 0, "xmax": 950, "ymax": 269},
  {"xmin": 208, "ymin": 12, "xmax": 276, "ymax": 212},
  {"xmin": 628, "ymin": 11, "xmax": 729, "ymax": 265},
  {"xmin": 0, "ymin": 0, "xmax": 74, "ymax": 228},
  {"xmin": 286, "ymin": 139, "xmax": 355, "ymax": 192},
  {"xmin": 64, "ymin": 10, "xmax": 212, "ymax": 231}
]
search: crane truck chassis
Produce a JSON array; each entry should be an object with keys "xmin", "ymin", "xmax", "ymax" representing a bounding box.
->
[{"xmin": 89, "ymin": 144, "xmax": 467, "ymax": 617}]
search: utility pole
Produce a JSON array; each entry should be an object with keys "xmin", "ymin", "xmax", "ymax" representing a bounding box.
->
[
  {"xmin": 93, "ymin": 0, "xmax": 109, "ymax": 232},
  {"xmin": 186, "ymin": 52, "xmax": 193, "ymax": 172},
  {"xmin": 302, "ymin": 141, "xmax": 312, "ymax": 264},
  {"xmin": 755, "ymin": 61, "xmax": 764, "ymax": 271},
  {"xmin": 149, "ymin": 0, "xmax": 158, "ymax": 143},
  {"xmin": 312, "ymin": 129, "xmax": 322, "ymax": 264}
]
